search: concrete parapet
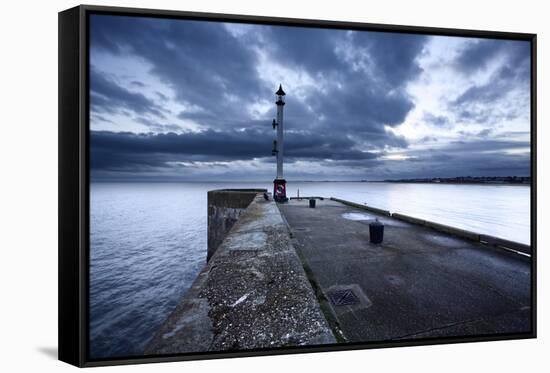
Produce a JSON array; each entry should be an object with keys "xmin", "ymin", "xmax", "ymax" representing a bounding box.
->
[
  {"xmin": 330, "ymin": 197, "xmax": 391, "ymax": 216},
  {"xmin": 145, "ymin": 193, "xmax": 335, "ymax": 355},
  {"xmin": 391, "ymin": 212, "xmax": 426, "ymax": 226},
  {"xmin": 393, "ymin": 213, "xmax": 529, "ymax": 255},
  {"xmin": 207, "ymin": 189, "xmax": 266, "ymax": 261},
  {"xmin": 424, "ymin": 221, "xmax": 479, "ymax": 242},
  {"xmin": 479, "ymin": 234, "xmax": 531, "ymax": 255},
  {"xmin": 392, "ymin": 212, "xmax": 480, "ymax": 241},
  {"xmin": 423, "ymin": 221, "xmax": 480, "ymax": 242}
]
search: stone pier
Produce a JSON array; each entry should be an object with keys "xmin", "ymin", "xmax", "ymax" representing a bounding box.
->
[
  {"xmin": 145, "ymin": 191, "xmax": 335, "ymax": 354},
  {"xmin": 207, "ymin": 189, "xmax": 266, "ymax": 261},
  {"xmin": 146, "ymin": 191, "xmax": 532, "ymax": 355}
]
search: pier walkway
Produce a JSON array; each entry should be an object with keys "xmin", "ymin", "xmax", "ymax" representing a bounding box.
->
[{"xmin": 278, "ymin": 198, "xmax": 531, "ymax": 342}]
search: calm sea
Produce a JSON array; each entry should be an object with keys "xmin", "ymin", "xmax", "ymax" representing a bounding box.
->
[{"xmin": 89, "ymin": 181, "xmax": 530, "ymax": 358}]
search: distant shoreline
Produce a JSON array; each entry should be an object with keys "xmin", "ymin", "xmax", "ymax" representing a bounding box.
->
[
  {"xmin": 371, "ymin": 180, "xmax": 531, "ymax": 186},
  {"xmin": 377, "ymin": 176, "xmax": 531, "ymax": 186},
  {"xmin": 90, "ymin": 179, "xmax": 531, "ymax": 186},
  {"xmin": 293, "ymin": 176, "xmax": 531, "ymax": 186}
]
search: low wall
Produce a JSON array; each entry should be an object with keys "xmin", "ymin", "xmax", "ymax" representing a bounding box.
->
[
  {"xmin": 479, "ymin": 234, "xmax": 531, "ymax": 255},
  {"xmin": 289, "ymin": 196, "xmax": 325, "ymax": 200},
  {"xmin": 145, "ymin": 192, "xmax": 335, "ymax": 355},
  {"xmin": 330, "ymin": 197, "xmax": 391, "ymax": 216},
  {"xmin": 331, "ymin": 198, "xmax": 530, "ymax": 256},
  {"xmin": 207, "ymin": 189, "xmax": 266, "ymax": 261},
  {"xmin": 392, "ymin": 213, "xmax": 480, "ymax": 241}
]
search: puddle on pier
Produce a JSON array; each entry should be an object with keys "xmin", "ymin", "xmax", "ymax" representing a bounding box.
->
[{"xmin": 341, "ymin": 212, "xmax": 408, "ymax": 228}]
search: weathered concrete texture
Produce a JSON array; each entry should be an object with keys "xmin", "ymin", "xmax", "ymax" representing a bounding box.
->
[
  {"xmin": 277, "ymin": 199, "xmax": 531, "ymax": 343},
  {"xmin": 207, "ymin": 189, "xmax": 266, "ymax": 261},
  {"xmin": 145, "ymin": 194, "xmax": 335, "ymax": 355}
]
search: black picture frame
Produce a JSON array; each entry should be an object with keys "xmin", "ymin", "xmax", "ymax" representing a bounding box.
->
[{"xmin": 59, "ymin": 4, "xmax": 537, "ymax": 367}]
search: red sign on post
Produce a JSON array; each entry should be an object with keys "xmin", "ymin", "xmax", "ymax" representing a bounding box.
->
[{"xmin": 273, "ymin": 179, "xmax": 287, "ymax": 202}]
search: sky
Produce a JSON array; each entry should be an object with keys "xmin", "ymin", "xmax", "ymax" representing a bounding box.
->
[{"xmin": 89, "ymin": 15, "xmax": 531, "ymax": 181}]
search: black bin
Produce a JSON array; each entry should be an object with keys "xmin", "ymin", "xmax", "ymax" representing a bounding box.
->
[
  {"xmin": 369, "ymin": 219, "xmax": 384, "ymax": 244},
  {"xmin": 309, "ymin": 199, "xmax": 316, "ymax": 208}
]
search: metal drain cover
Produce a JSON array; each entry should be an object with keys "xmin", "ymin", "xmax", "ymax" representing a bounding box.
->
[{"xmin": 328, "ymin": 289, "xmax": 359, "ymax": 306}]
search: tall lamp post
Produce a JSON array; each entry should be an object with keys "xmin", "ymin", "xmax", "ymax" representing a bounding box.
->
[{"xmin": 272, "ymin": 84, "xmax": 288, "ymax": 202}]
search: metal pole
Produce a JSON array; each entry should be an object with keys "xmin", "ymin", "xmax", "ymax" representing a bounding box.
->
[
  {"xmin": 276, "ymin": 98, "xmax": 284, "ymax": 179},
  {"xmin": 273, "ymin": 85, "xmax": 287, "ymax": 203}
]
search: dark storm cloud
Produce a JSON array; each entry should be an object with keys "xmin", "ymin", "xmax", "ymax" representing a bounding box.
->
[
  {"xmin": 90, "ymin": 15, "xmax": 430, "ymax": 177},
  {"xmin": 454, "ymin": 39, "xmax": 504, "ymax": 73},
  {"xmin": 264, "ymin": 26, "xmax": 343, "ymax": 74},
  {"xmin": 90, "ymin": 129, "xmax": 380, "ymax": 174},
  {"xmin": 454, "ymin": 70, "xmax": 517, "ymax": 106},
  {"xmin": 299, "ymin": 143, "xmax": 530, "ymax": 180},
  {"xmin": 308, "ymin": 78, "xmax": 415, "ymax": 131},
  {"xmin": 350, "ymin": 32, "xmax": 427, "ymax": 87},
  {"xmin": 454, "ymin": 39, "xmax": 530, "ymax": 75},
  {"xmin": 130, "ymin": 80, "xmax": 146, "ymax": 88},
  {"xmin": 419, "ymin": 135, "xmax": 438, "ymax": 143},
  {"xmin": 260, "ymin": 27, "xmax": 427, "ymax": 136},
  {"xmin": 382, "ymin": 138, "xmax": 531, "ymax": 179},
  {"xmin": 423, "ymin": 112, "xmax": 450, "ymax": 127},
  {"xmin": 444, "ymin": 139, "xmax": 530, "ymax": 153},
  {"xmin": 251, "ymin": 31, "xmax": 424, "ymax": 151},
  {"xmin": 90, "ymin": 67, "xmax": 166, "ymax": 118},
  {"xmin": 450, "ymin": 39, "xmax": 530, "ymax": 124},
  {"xmin": 134, "ymin": 117, "xmax": 183, "ymax": 133},
  {"xmin": 419, "ymin": 151, "xmax": 530, "ymax": 177},
  {"xmin": 91, "ymin": 15, "xmax": 267, "ymax": 120},
  {"xmin": 265, "ymin": 27, "xmax": 427, "ymax": 87},
  {"xmin": 458, "ymin": 128, "xmax": 493, "ymax": 138},
  {"xmin": 91, "ymin": 130, "xmax": 269, "ymax": 165},
  {"xmin": 90, "ymin": 15, "xmax": 529, "ymax": 180}
]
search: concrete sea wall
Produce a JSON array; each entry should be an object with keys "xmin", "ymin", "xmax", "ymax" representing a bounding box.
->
[
  {"xmin": 207, "ymin": 189, "xmax": 266, "ymax": 261},
  {"xmin": 145, "ymin": 191, "xmax": 335, "ymax": 354},
  {"xmin": 330, "ymin": 197, "xmax": 391, "ymax": 216}
]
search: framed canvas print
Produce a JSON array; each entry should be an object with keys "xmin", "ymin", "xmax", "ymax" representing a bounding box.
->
[{"xmin": 58, "ymin": 4, "xmax": 537, "ymax": 367}]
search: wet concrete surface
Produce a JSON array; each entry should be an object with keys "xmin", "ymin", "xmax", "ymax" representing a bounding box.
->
[{"xmin": 277, "ymin": 198, "xmax": 531, "ymax": 343}]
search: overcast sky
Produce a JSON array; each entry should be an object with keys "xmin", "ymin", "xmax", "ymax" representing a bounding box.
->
[{"xmin": 89, "ymin": 15, "xmax": 531, "ymax": 181}]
